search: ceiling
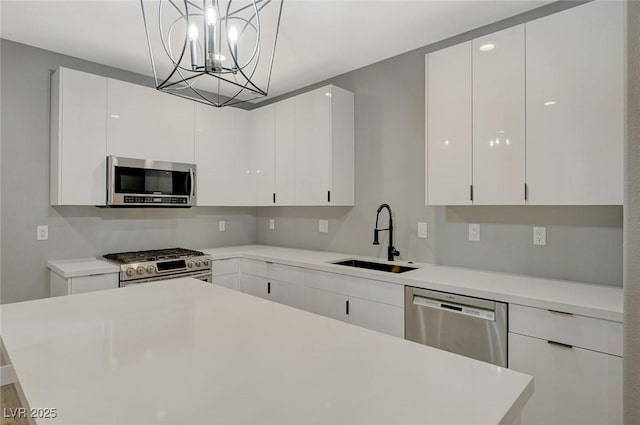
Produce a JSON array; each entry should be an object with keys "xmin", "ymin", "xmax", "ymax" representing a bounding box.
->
[{"xmin": 0, "ymin": 0, "xmax": 552, "ymax": 102}]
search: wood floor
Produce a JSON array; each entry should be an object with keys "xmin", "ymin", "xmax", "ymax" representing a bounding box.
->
[{"xmin": 0, "ymin": 384, "xmax": 28, "ymax": 425}]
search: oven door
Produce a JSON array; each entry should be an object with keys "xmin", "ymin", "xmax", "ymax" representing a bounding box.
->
[
  {"xmin": 107, "ymin": 156, "xmax": 196, "ymax": 207},
  {"xmin": 122, "ymin": 270, "xmax": 212, "ymax": 286}
]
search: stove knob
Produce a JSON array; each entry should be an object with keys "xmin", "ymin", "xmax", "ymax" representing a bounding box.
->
[
  {"xmin": 136, "ymin": 266, "xmax": 145, "ymax": 275},
  {"xmin": 188, "ymin": 261, "xmax": 194, "ymax": 268},
  {"xmin": 203, "ymin": 259, "xmax": 210, "ymax": 267},
  {"xmin": 146, "ymin": 266, "xmax": 155, "ymax": 274},
  {"xmin": 196, "ymin": 260, "xmax": 202, "ymax": 267},
  {"xmin": 125, "ymin": 268, "xmax": 135, "ymax": 277}
]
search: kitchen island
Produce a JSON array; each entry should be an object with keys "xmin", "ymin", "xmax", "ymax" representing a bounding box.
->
[{"xmin": 1, "ymin": 278, "xmax": 533, "ymax": 424}]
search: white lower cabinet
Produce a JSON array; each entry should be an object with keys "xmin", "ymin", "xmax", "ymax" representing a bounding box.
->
[
  {"xmin": 50, "ymin": 272, "xmax": 119, "ymax": 297},
  {"xmin": 304, "ymin": 270, "xmax": 404, "ymax": 338},
  {"xmin": 348, "ymin": 296, "xmax": 404, "ymax": 338},
  {"xmin": 304, "ymin": 287, "xmax": 348, "ymax": 322},
  {"xmin": 239, "ymin": 259, "xmax": 305, "ymax": 309},
  {"xmin": 508, "ymin": 304, "xmax": 622, "ymax": 425},
  {"xmin": 212, "ymin": 259, "xmax": 239, "ymax": 291}
]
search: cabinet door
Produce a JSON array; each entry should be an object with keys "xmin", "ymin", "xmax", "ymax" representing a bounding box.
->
[
  {"xmin": 328, "ymin": 86, "xmax": 355, "ymax": 205},
  {"xmin": 509, "ymin": 332, "xmax": 622, "ymax": 425},
  {"xmin": 525, "ymin": 1, "xmax": 624, "ymax": 205},
  {"xmin": 270, "ymin": 279, "xmax": 304, "ymax": 310},
  {"xmin": 472, "ymin": 25, "xmax": 525, "ymax": 205},
  {"xmin": 51, "ymin": 68, "xmax": 107, "ymax": 206},
  {"xmin": 194, "ymin": 105, "xmax": 238, "ymax": 205},
  {"xmin": 107, "ymin": 79, "xmax": 195, "ymax": 164},
  {"xmin": 348, "ymin": 297, "xmax": 404, "ymax": 338},
  {"xmin": 275, "ymin": 98, "xmax": 296, "ymax": 205},
  {"xmin": 426, "ymin": 43, "xmax": 472, "ymax": 206},
  {"xmin": 240, "ymin": 273, "xmax": 268, "ymax": 299},
  {"xmin": 304, "ymin": 287, "xmax": 348, "ymax": 322},
  {"xmin": 235, "ymin": 110, "xmax": 253, "ymax": 205},
  {"xmin": 70, "ymin": 274, "xmax": 119, "ymax": 294},
  {"xmin": 213, "ymin": 274, "xmax": 239, "ymax": 291},
  {"xmin": 294, "ymin": 87, "xmax": 331, "ymax": 205},
  {"xmin": 250, "ymin": 105, "xmax": 276, "ymax": 206}
]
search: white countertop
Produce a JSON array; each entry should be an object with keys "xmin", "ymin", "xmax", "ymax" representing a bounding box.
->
[
  {"xmin": 202, "ymin": 245, "xmax": 623, "ymax": 322},
  {"xmin": 1, "ymin": 279, "xmax": 533, "ymax": 425},
  {"xmin": 45, "ymin": 244, "xmax": 623, "ymax": 322},
  {"xmin": 47, "ymin": 257, "xmax": 119, "ymax": 278}
]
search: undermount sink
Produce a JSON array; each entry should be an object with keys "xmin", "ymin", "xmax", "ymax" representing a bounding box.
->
[{"xmin": 331, "ymin": 259, "xmax": 417, "ymax": 274}]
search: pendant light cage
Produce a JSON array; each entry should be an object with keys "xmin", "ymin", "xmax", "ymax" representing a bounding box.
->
[{"xmin": 140, "ymin": 0, "xmax": 283, "ymax": 107}]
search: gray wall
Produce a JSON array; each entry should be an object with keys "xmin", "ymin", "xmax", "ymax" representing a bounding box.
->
[
  {"xmin": 255, "ymin": 1, "xmax": 623, "ymax": 287},
  {"xmin": 0, "ymin": 39, "xmax": 257, "ymax": 304},
  {"xmin": 624, "ymin": 1, "xmax": 640, "ymax": 423}
]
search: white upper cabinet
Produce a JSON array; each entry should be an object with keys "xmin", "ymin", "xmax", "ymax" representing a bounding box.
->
[
  {"xmin": 274, "ymin": 98, "xmax": 296, "ymax": 206},
  {"xmin": 426, "ymin": 42, "xmax": 473, "ymax": 206},
  {"xmin": 525, "ymin": 1, "xmax": 624, "ymax": 205},
  {"xmin": 234, "ymin": 110, "xmax": 253, "ymax": 205},
  {"xmin": 106, "ymin": 79, "xmax": 195, "ymax": 164},
  {"xmin": 294, "ymin": 87, "xmax": 332, "ymax": 205},
  {"xmin": 249, "ymin": 104, "xmax": 276, "ymax": 206},
  {"xmin": 472, "ymin": 25, "xmax": 526, "ymax": 205},
  {"xmin": 194, "ymin": 104, "xmax": 239, "ymax": 206},
  {"xmin": 294, "ymin": 85, "xmax": 355, "ymax": 206},
  {"xmin": 50, "ymin": 67, "xmax": 107, "ymax": 206}
]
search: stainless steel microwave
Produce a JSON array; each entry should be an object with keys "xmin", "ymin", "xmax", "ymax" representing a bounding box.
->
[{"xmin": 107, "ymin": 156, "xmax": 196, "ymax": 207}]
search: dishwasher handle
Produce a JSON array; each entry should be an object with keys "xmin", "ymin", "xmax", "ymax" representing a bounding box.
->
[{"xmin": 412, "ymin": 295, "xmax": 496, "ymax": 321}]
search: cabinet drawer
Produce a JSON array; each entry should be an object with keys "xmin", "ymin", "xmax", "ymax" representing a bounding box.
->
[
  {"xmin": 509, "ymin": 332, "xmax": 621, "ymax": 425},
  {"xmin": 70, "ymin": 274, "xmax": 119, "ymax": 294},
  {"xmin": 212, "ymin": 259, "xmax": 239, "ymax": 276},
  {"xmin": 213, "ymin": 274, "xmax": 238, "ymax": 291},
  {"xmin": 240, "ymin": 259, "xmax": 304, "ymax": 284},
  {"xmin": 509, "ymin": 304, "xmax": 622, "ymax": 356},
  {"xmin": 304, "ymin": 270, "xmax": 403, "ymax": 307}
]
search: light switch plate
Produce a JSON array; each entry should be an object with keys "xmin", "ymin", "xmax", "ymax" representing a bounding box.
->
[
  {"xmin": 37, "ymin": 225, "xmax": 48, "ymax": 241},
  {"xmin": 417, "ymin": 222, "xmax": 428, "ymax": 239},
  {"xmin": 468, "ymin": 223, "xmax": 480, "ymax": 242},
  {"xmin": 533, "ymin": 226, "xmax": 546, "ymax": 246},
  {"xmin": 318, "ymin": 220, "xmax": 329, "ymax": 233},
  {"xmin": 269, "ymin": 219, "xmax": 275, "ymax": 230},
  {"xmin": 218, "ymin": 221, "xmax": 226, "ymax": 232}
]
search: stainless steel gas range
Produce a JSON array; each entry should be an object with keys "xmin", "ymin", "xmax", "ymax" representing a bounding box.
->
[{"xmin": 103, "ymin": 248, "xmax": 213, "ymax": 287}]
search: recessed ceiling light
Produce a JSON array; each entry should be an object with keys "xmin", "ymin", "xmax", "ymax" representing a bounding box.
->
[
  {"xmin": 479, "ymin": 44, "xmax": 495, "ymax": 52},
  {"xmin": 110, "ymin": 114, "xmax": 120, "ymax": 119},
  {"xmin": 444, "ymin": 140, "xmax": 450, "ymax": 145},
  {"xmin": 544, "ymin": 101, "xmax": 557, "ymax": 106},
  {"xmin": 325, "ymin": 92, "xmax": 332, "ymax": 97}
]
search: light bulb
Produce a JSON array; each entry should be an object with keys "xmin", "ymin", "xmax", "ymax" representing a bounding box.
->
[
  {"xmin": 206, "ymin": 7, "xmax": 216, "ymax": 25},
  {"xmin": 228, "ymin": 26, "xmax": 238, "ymax": 44},
  {"xmin": 188, "ymin": 23, "xmax": 199, "ymax": 41}
]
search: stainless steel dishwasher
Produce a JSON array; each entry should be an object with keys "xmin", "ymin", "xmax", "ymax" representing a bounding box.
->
[{"xmin": 405, "ymin": 286, "xmax": 508, "ymax": 367}]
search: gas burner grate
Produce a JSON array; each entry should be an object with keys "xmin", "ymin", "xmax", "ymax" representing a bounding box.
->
[{"xmin": 103, "ymin": 248, "xmax": 206, "ymax": 264}]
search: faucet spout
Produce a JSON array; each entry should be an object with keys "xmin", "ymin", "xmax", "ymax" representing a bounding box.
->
[{"xmin": 373, "ymin": 203, "xmax": 399, "ymax": 262}]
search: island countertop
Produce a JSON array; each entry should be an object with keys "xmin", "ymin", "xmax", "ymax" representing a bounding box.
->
[{"xmin": 1, "ymin": 278, "xmax": 533, "ymax": 425}]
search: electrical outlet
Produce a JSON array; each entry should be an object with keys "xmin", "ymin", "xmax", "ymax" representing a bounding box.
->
[
  {"xmin": 218, "ymin": 220, "xmax": 226, "ymax": 232},
  {"xmin": 468, "ymin": 223, "xmax": 480, "ymax": 242},
  {"xmin": 269, "ymin": 219, "xmax": 275, "ymax": 230},
  {"xmin": 36, "ymin": 225, "xmax": 48, "ymax": 241},
  {"xmin": 418, "ymin": 222, "xmax": 428, "ymax": 239},
  {"xmin": 318, "ymin": 220, "xmax": 329, "ymax": 233},
  {"xmin": 533, "ymin": 226, "xmax": 546, "ymax": 246}
]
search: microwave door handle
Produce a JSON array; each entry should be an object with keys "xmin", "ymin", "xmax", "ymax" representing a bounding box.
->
[{"xmin": 189, "ymin": 168, "xmax": 195, "ymax": 197}]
